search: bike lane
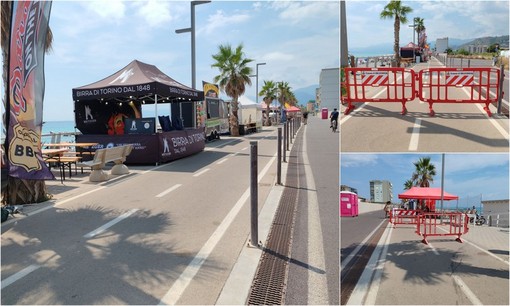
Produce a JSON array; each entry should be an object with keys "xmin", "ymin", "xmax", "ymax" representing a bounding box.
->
[
  {"xmin": 348, "ymin": 223, "xmax": 509, "ymax": 305},
  {"xmin": 340, "ymin": 58, "xmax": 509, "ymax": 152}
]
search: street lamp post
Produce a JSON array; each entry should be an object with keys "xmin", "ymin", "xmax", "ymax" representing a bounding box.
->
[
  {"xmin": 175, "ymin": 0, "xmax": 210, "ymax": 128},
  {"xmin": 254, "ymin": 63, "xmax": 266, "ymax": 104},
  {"xmin": 409, "ymin": 18, "xmax": 417, "ymax": 63},
  {"xmin": 175, "ymin": 0, "xmax": 210, "ymax": 89}
]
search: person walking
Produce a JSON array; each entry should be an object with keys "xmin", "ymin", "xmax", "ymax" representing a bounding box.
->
[
  {"xmin": 384, "ymin": 201, "xmax": 392, "ymax": 218},
  {"xmin": 302, "ymin": 111, "xmax": 309, "ymax": 125}
]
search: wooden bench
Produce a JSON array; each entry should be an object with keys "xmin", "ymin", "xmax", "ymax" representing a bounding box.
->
[{"xmin": 77, "ymin": 144, "xmax": 133, "ymax": 182}]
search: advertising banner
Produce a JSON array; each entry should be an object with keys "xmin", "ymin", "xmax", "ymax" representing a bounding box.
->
[{"xmin": 6, "ymin": 1, "xmax": 54, "ymax": 180}]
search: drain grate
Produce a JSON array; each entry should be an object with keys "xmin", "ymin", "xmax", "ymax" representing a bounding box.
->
[{"xmin": 247, "ymin": 131, "xmax": 302, "ymax": 305}]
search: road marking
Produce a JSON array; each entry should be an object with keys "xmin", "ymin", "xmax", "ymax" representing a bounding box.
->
[
  {"xmin": 363, "ymin": 225, "xmax": 393, "ymax": 305},
  {"xmin": 437, "ymin": 226, "xmax": 509, "ymax": 265},
  {"xmin": 341, "ymin": 219, "xmax": 386, "ymax": 270},
  {"xmin": 193, "ymin": 168, "xmax": 210, "ymax": 177},
  {"xmin": 475, "ymin": 104, "xmax": 509, "ymax": 140},
  {"xmin": 159, "ymin": 153, "xmax": 277, "ymax": 305},
  {"xmin": 452, "ymin": 275, "xmax": 483, "ymax": 305},
  {"xmin": 241, "ymin": 147, "xmax": 248, "ymax": 151},
  {"xmin": 347, "ymin": 223, "xmax": 393, "ymax": 305},
  {"xmin": 83, "ymin": 209, "xmax": 139, "ymax": 239},
  {"xmin": 216, "ymin": 158, "xmax": 228, "ymax": 165},
  {"xmin": 302, "ymin": 125, "xmax": 329, "ymax": 304},
  {"xmin": 408, "ymin": 118, "xmax": 422, "ymax": 151},
  {"xmin": 426, "ymin": 242, "xmax": 440, "ymax": 255},
  {"xmin": 1, "ymin": 264, "xmax": 40, "ymax": 289},
  {"xmin": 156, "ymin": 184, "xmax": 182, "ymax": 198}
]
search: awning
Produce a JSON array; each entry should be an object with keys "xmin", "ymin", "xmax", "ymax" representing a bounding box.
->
[
  {"xmin": 284, "ymin": 103, "xmax": 301, "ymax": 112},
  {"xmin": 398, "ymin": 187, "xmax": 458, "ymax": 200}
]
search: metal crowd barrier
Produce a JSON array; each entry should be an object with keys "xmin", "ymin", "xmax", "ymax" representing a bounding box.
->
[
  {"xmin": 416, "ymin": 212, "xmax": 469, "ymax": 245},
  {"xmin": 418, "ymin": 67, "xmax": 501, "ymax": 116},
  {"xmin": 389, "ymin": 209, "xmax": 421, "ymax": 228},
  {"xmin": 343, "ymin": 67, "xmax": 502, "ymax": 117},
  {"xmin": 343, "ymin": 67, "xmax": 416, "ymax": 115}
]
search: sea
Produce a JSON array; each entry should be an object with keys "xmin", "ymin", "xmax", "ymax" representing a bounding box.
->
[{"xmin": 41, "ymin": 120, "xmax": 77, "ymax": 144}]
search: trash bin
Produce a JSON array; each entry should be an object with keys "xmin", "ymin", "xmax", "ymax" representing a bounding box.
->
[
  {"xmin": 340, "ymin": 191, "xmax": 359, "ymax": 217},
  {"xmin": 321, "ymin": 108, "xmax": 328, "ymax": 119},
  {"xmin": 239, "ymin": 124, "xmax": 246, "ymax": 135}
]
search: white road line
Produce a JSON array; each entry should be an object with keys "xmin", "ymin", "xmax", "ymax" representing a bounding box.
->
[
  {"xmin": 363, "ymin": 225, "xmax": 393, "ymax": 305},
  {"xmin": 83, "ymin": 208, "xmax": 139, "ymax": 239},
  {"xmin": 426, "ymin": 242, "xmax": 440, "ymax": 255},
  {"xmin": 347, "ymin": 223, "xmax": 393, "ymax": 305},
  {"xmin": 452, "ymin": 275, "xmax": 483, "ymax": 305},
  {"xmin": 216, "ymin": 158, "xmax": 228, "ymax": 165},
  {"xmin": 159, "ymin": 153, "xmax": 277, "ymax": 305},
  {"xmin": 192, "ymin": 168, "xmax": 210, "ymax": 177},
  {"xmin": 156, "ymin": 184, "xmax": 183, "ymax": 198},
  {"xmin": 408, "ymin": 118, "xmax": 422, "ymax": 151},
  {"xmin": 341, "ymin": 219, "xmax": 386, "ymax": 270},
  {"xmin": 437, "ymin": 226, "xmax": 509, "ymax": 265},
  {"xmin": 241, "ymin": 147, "xmax": 248, "ymax": 151},
  {"xmin": 1, "ymin": 264, "xmax": 40, "ymax": 289},
  {"xmin": 302, "ymin": 125, "xmax": 329, "ymax": 304},
  {"xmin": 475, "ymin": 104, "xmax": 509, "ymax": 140}
]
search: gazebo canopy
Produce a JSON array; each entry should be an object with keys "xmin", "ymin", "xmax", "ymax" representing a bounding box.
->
[
  {"xmin": 398, "ymin": 187, "xmax": 458, "ymax": 200},
  {"xmin": 72, "ymin": 59, "xmax": 204, "ymax": 103}
]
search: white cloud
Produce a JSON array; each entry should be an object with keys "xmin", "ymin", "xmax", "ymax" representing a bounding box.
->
[
  {"xmin": 133, "ymin": 1, "xmax": 177, "ymax": 28},
  {"xmin": 199, "ymin": 10, "xmax": 251, "ymax": 35},
  {"xmin": 341, "ymin": 154, "xmax": 379, "ymax": 167},
  {"xmin": 444, "ymin": 154, "xmax": 509, "ymax": 174},
  {"xmin": 276, "ymin": 1, "xmax": 340, "ymax": 24},
  {"xmin": 83, "ymin": 0, "xmax": 126, "ymax": 22}
]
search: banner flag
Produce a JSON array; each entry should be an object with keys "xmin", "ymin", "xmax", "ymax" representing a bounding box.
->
[{"xmin": 7, "ymin": 1, "xmax": 54, "ymax": 180}]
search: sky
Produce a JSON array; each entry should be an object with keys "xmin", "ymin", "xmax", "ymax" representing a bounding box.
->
[
  {"xmin": 6, "ymin": 1, "xmax": 340, "ymax": 122},
  {"xmin": 344, "ymin": 0, "xmax": 510, "ymax": 55},
  {"xmin": 341, "ymin": 153, "xmax": 510, "ymax": 207}
]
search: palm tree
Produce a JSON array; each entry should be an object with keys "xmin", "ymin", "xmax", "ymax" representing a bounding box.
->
[
  {"xmin": 211, "ymin": 44, "xmax": 253, "ymax": 136},
  {"xmin": 403, "ymin": 179, "xmax": 414, "ymax": 190},
  {"xmin": 259, "ymin": 80, "xmax": 277, "ymax": 126},
  {"xmin": 414, "ymin": 17, "xmax": 424, "ymax": 46},
  {"xmin": 2, "ymin": 2, "xmax": 54, "ymax": 205},
  {"xmin": 380, "ymin": 0, "xmax": 413, "ymax": 67},
  {"xmin": 411, "ymin": 157, "xmax": 436, "ymax": 187}
]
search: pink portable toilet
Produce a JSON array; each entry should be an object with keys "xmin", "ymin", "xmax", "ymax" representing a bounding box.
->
[
  {"xmin": 321, "ymin": 108, "xmax": 328, "ymax": 119},
  {"xmin": 340, "ymin": 191, "xmax": 359, "ymax": 217}
]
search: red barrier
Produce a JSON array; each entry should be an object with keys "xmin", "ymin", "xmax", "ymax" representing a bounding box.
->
[
  {"xmin": 343, "ymin": 68, "xmax": 416, "ymax": 115},
  {"xmin": 418, "ymin": 67, "xmax": 501, "ymax": 116},
  {"xmin": 389, "ymin": 209, "xmax": 420, "ymax": 228},
  {"xmin": 416, "ymin": 212, "xmax": 469, "ymax": 244}
]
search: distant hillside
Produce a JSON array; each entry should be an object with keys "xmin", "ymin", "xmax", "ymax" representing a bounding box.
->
[
  {"xmin": 430, "ymin": 35, "xmax": 509, "ymax": 50},
  {"xmin": 457, "ymin": 35, "xmax": 509, "ymax": 50},
  {"xmin": 294, "ymin": 85, "xmax": 318, "ymax": 105}
]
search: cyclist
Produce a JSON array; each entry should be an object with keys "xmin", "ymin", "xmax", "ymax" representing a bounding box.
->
[{"xmin": 330, "ymin": 108, "xmax": 339, "ymax": 130}]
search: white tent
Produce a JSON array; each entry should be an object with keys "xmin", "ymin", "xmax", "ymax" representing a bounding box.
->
[{"xmin": 238, "ymin": 95, "xmax": 262, "ymax": 129}]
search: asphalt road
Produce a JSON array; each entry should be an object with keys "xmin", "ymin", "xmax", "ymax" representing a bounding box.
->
[
  {"xmin": 1, "ymin": 128, "xmax": 280, "ymax": 304},
  {"xmin": 1, "ymin": 120, "xmax": 341, "ymax": 305},
  {"xmin": 341, "ymin": 57, "xmax": 509, "ymax": 152}
]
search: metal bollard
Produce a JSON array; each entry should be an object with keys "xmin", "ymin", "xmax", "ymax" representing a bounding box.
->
[
  {"xmin": 290, "ymin": 119, "xmax": 293, "ymax": 144},
  {"xmin": 277, "ymin": 127, "xmax": 282, "ymax": 184},
  {"xmin": 283, "ymin": 123, "xmax": 287, "ymax": 162},
  {"xmin": 497, "ymin": 64, "xmax": 504, "ymax": 115},
  {"xmin": 286, "ymin": 121, "xmax": 290, "ymax": 151},
  {"xmin": 249, "ymin": 141, "xmax": 258, "ymax": 247}
]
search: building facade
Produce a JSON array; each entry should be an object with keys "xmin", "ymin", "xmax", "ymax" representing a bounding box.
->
[
  {"xmin": 482, "ymin": 199, "xmax": 509, "ymax": 228},
  {"xmin": 370, "ymin": 180, "xmax": 393, "ymax": 203},
  {"xmin": 319, "ymin": 68, "xmax": 339, "ymax": 112},
  {"xmin": 436, "ymin": 37, "xmax": 449, "ymax": 53}
]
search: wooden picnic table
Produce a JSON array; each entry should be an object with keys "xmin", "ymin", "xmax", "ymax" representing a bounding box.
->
[{"xmin": 41, "ymin": 147, "xmax": 84, "ymax": 183}]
